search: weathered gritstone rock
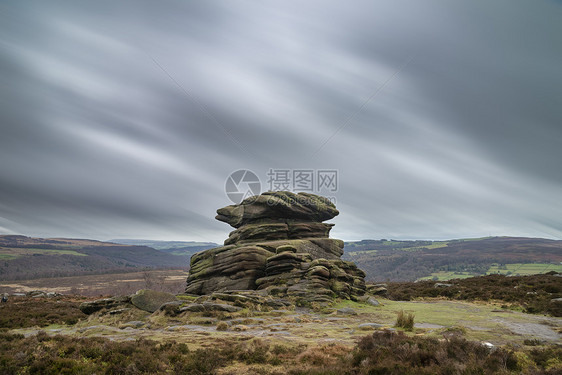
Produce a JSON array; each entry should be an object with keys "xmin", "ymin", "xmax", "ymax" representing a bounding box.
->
[
  {"xmin": 79, "ymin": 296, "xmax": 131, "ymax": 314},
  {"xmin": 215, "ymin": 191, "xmax": 339, "ymax": 228},
  {"xmin": 185, "ymin": 245, "xmax": 271, "ymax": 294},
  {"xmin": 185, "ymin": 191, "xmax": 366, "ymax": 300},
  {"xmin": 130, "ymin": 289, "xmax": 177, "ymax": 313},
  {"xmin": 80, "ymin": 291, "xmax": 178, "ymax": 315},
  {"xmin": 224, "ymin": 221, "xmax": 334, "ymax": 245}
]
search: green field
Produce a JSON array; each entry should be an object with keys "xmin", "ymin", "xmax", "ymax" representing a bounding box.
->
[
  {"xmin": 0, "ymin": 254, "xmax": 18, "ymax": 260},
  {"xmin": 347, "ymin": 241, "xmax": 451, "ymax": 256},
  {"xmin": 347, "ymin": 249, "xmax": 378, "ymax": 256},
  {"xmin": 0, "ymin": 247, "xmax": 88, "ymax": 259},
  {"xmin": 398, "ymin": 241, "xmax": 450, "ymax": 252},
  {"xmin": 418, "ymin": 263, "xmax": 562, "ymax": 281},
  {"xmin": 487, "ymin": 263, "xmax": 562, "ymax": 276},
  {"xmin": 418, "ymin": 271, "xmax": 478, "ymax": 281}
]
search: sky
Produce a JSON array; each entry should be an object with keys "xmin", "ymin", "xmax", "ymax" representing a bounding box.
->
[{"xmin": 1, "ymin": 0, "xmax": 561, "ymax": 243}]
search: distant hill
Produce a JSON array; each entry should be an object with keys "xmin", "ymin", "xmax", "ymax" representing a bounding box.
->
[
  {"xmin": 0, "ymin": 235, "xmax": 191, "ymax": 281},
  {"xmin": 109, "ymin": 239, "xmax": 217, "ymax": 256},
  {"xmin": 343, "ymin": 236, "xmax": 562, "ymax": 282},
  {"xmin": 4, "ymin": 234, "xmax": 560, "ymax": 283}
]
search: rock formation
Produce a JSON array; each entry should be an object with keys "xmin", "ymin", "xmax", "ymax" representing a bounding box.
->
[{"xmin": 185, "ymin": 191, "xmax": 366, "ymax": 302}]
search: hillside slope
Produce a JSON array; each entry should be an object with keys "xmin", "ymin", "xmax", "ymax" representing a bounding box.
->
[
  {"xmin": 343, "ymin": 237, "xmax": 562, "ymax": 282},
  {"xmin": 0, "ymin": 235, "xmax": 189, "ymax": 281}
]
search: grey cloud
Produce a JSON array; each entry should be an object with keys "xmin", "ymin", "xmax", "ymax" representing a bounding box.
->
[{"xmin": 1, "ymin": 0, "xmax": 561, "ymax": 243}]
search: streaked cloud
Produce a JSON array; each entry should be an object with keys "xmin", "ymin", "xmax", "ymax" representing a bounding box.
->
[{"xmin": 1, "ymin": 0, "xmax": 561, "ymax": 242}]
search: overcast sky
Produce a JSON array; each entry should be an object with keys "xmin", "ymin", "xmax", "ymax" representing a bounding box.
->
[{"xmin": 1, "ymin": 0, "xmax": 561, "ymax": 243}]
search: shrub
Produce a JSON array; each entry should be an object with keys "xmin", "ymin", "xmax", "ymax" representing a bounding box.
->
[
  {"xmin": 385, "ymin": 274, "xmax": 562, "ymax": 316},
  {"xmin": 524, "ymin": 339, "xmax": 544, "ymax": 346},
  {"xmin": 239, "ymin": 339, "xmax": 270, "ymax": 364},
  {"xmin": 216, "ymin": 321, "xmax": 228, "ymax": 331},
  {"xmin": 395, "ymin": 310, "xmax": 415, "ymax": 331},
  {"xmin": 353, "ymin": 330, "xmax": 525, "ymax": 374},
  {"xmin": 1, "ymin": 327, "xmax": 560, "ymax": 374},
  {"xmin": 0, "ymin": 296, "xmax": 86, "ymax": 328}
]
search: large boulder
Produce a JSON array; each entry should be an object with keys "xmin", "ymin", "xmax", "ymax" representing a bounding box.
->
[
  {"xmin": 185, "ymin": 191, "xmax": 366, "ymax": 301},
  {"xmin": 185, "ymin": 245, "xmax": 272, "ymax": 295}
]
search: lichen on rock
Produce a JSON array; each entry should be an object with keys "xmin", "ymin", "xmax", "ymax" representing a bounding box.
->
[{"xmin": 185, "ymin": 191, "xmax": 366, "ymax": 301}]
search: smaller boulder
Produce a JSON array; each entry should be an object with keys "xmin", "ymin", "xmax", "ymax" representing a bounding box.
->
[
  {"xmin": 109, "ymin": 308, "xmax": 130, "ymax": 315},
  {"xmin": 367, "ymin": 285, "xmax": 387, "ymax": 295},
  {"xmin": 337, "ymin": 307, "xmax": 358, "ymax": 315},
  {"xmin": 130, "ymin": 290, "xmax": 177, "ymax": 313},
  {"xmin": 120, "ymin": 321, "xmax": 145, "ymax": 329},
  {"xmin": 79, "ymin": 296, "xmax": 130, "ymax": 314},
  {"xmin": 180, "ymin": 303, "xmax": 241, "ymax": 313},
  {"xmin": 358, "ymin": 323, "xmax": 384, "ymax": 330},
  {"xmin": 202, "ymin": 302, "xmax": 242, "ymax": 312},
  {"xmin": 210, "ymin": 292, "xmax": 261, "ymax": 304},
  {"xmin": 159, "ymin": 301, "xmax": 184, "ymax": 315},
  {"xmin": 180, "ymin": 304, "xmax": 206, "ymax": 313},
  {"xmin": 265, "ymin": 298, "xmax": 292, "ymax": 308}
]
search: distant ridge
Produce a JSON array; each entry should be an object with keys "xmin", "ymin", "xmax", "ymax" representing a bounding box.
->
[
  {"xmin": 109, "ymin": 239, "xmax": 217, "ymax": 255},
  {"xmin": 3, "ymin": 235, "xmax": 561, "ymax": 282},
  {"xmin": 0, "ymin": 235, "xmax": 189, "ymax": 281},
  {"xmin": 343, "ymin": 236, "xmax": 562, "ymax": 282}
]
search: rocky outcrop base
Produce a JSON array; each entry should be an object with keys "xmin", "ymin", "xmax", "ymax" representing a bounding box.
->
[{"xmin": 185, "ymin": 192, "xmax": 367, "ymax": 301}]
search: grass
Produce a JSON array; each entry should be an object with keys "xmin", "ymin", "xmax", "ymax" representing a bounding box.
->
[
  {"xmin": 335, "ymin": 298, "xmax": 492, "ymax": 327},
  {"xmin": 347, "ymin": 249, "xmax": 377, "ymax": 256},
  {"xmin": 386, "ymin": 273, "xmax": 562, "ymax": 316},
  {"xmin": 1, "ymin": 290, "xmax": 560, "ymax": 374},
  {"xmin": 5, "ymin": 294, "xmax": 558, "ymax": 347},
  {"xmin": 418, "ymin": 263, "xmax": 562, "ymax": 281},
  {"xmin": 487, "ymin": 263, "xmax": 562, "ymax": 276},
  {"xmin": 418, "ymin": 271, "xmax": 477, "ymax": 281},
  {"xmin": 332, "ymin": 295, "xmax": 560, "ymax": 345},
  {"xmin": 0, "ymin": 329, "xmax": 559, "ymax": 374},
  {"xmin": 395, "ymin": 310, "xmax": 415, "ymax": 331},
  {"xmin": 348, "ymin": 241, "xmax": 451, "ymax": 256},
  {"xmin": 0, "ymin": 272, "xmax": 560, "ymax": 373},
  {"xmin": 347, "ymin": 241, "xmax": 451, "ymax": 256},
  {"xmin": 456, "ymin": 236, "xmax": 496, "ymax": 241},
  {"xmin": 399, "ymin": 241, "xmax": 450, "ymax": 251},
  {"xmin": 0, "ymin": 247, "xmax": 88, "ymax": 259},
  {"xmin": 0, "ymin": 296, "xmax": 87, "ymax": 328},
  {"xmin": 379, "ymin": 299, "xmax": 499, "ymax": 328}
]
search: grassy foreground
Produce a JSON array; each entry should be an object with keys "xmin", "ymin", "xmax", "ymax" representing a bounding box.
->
[
  {"xmin": 1, "ymin": 291, "xmax": 561, "ymax": 374},
  {"xmin": 1, "ymin": 329, "xmax": 561, "ymax": 375},
  {"xmin": 384, "ymin": 273, "xmax": 562, "ymax": 316}
]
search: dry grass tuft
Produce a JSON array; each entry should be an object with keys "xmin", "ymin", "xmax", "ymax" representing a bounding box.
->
[{"xmin": 395, "ymin": 309, "xmax": 415, "ymax": 331}]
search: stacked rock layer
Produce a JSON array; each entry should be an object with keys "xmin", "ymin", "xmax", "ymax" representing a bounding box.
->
[{"xmin": 185, "ymin": 191, "xmax": 366, "ymax": 301}]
